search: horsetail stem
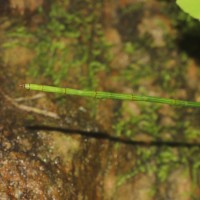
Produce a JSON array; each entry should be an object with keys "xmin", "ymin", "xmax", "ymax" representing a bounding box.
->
[{"xmin": 21, "ymin": 84, "xmax": 200, "ymax": 108}]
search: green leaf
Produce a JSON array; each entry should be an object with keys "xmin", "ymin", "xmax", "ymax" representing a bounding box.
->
[{"xmin": 176, "ymin": 0, "xmax": 200, "ymax": 20}]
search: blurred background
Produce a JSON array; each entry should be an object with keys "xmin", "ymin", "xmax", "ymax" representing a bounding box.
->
[{"xmin": 0, "ymin": 0, "xmax": 200, "ymax": 199}]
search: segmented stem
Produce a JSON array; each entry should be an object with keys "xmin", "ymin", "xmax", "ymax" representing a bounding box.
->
[{"xmin": 22, "ymin": 84, "xmax": 200, "ymax": 108}]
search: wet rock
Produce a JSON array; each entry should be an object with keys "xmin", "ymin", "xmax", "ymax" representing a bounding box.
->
[{"xmin": 0, "ymin": 150, "xmax": 69, "ymax": 199}]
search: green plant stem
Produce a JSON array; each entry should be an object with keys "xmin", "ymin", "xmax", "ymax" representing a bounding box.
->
[{"xmin": 22, "ymin": 84, "xmax": 200, "ymax": 108}]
